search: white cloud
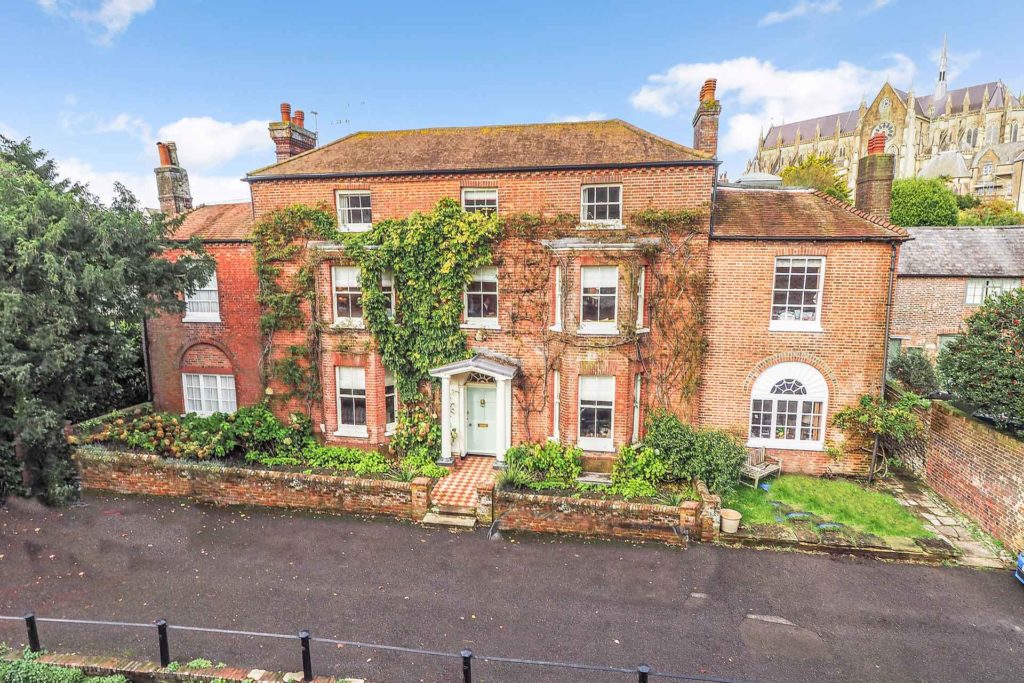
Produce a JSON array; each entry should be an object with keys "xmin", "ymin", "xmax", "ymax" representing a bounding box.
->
[
  {"xmin": 631, "ymin": 55, "xmax": 915, "ymax": 156},
  {"xmin": 156, "ymin": 117, "xmax": 269, "ymax": 169},
  {"xmin": 549, "ymin": 111, "xmax": 608, "ymax": 123},
  {"xmin": 870, "ymin": 0, "xmax": 894, "ymax": 8},
  {"xmin": 759, "ymin": 0, "xmax": 841, "ymax": 26},
  {"xmin": 96, "ymin": 112, "xmax": 153, "ymax": 143},
  {"xmin": 37, "ymin": 0, "xmax": 156, "ymax": 45}
]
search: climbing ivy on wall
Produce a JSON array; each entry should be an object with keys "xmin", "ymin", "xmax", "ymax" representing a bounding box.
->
[{"xmin": 344, "ymin": 198, "xmax": 501, "ymax": 400}]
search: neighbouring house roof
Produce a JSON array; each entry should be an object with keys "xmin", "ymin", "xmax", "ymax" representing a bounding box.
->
[
  {"xmin": 170, "ymin": 202, "xmax": 254, "ymax": 241},
  {"xmin": 918, "ymin": 151, "xmax": 971, "ymax": 179},
  {"xmin": 972, "ymin": 141, "xmax": 1024, "ymax": 166},
  {"xmin": 898, "ymin": 226, "xmax": 1024, "ymax": 277},
  {"xmin": 711, "ymin": 186, "xmax": 908, "ymax": 241},
  {"xmin": 247, "ymin": 119, "xmax": 712, "ymax": 179}
]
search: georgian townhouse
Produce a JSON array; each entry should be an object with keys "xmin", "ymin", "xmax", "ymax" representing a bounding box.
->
[{"xmin": 145, "ymin": 82, "xmax": 907, "ymax": 477}]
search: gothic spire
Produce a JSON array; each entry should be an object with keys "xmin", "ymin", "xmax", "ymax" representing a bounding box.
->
[{"xmin": 934, "ymin": 34, "xmax": 948, "ymax": 103}]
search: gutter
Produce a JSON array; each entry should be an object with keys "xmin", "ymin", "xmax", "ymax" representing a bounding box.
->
[
  {"xmin": 244, "ymin": 159, "xmax": 722, "ymax": 183},
  {"xmin": 141, "ymin": 315, "xmax": 154, "ymax": 403},
  {"xmin": 709, "ymin": 234, "xmax": 909, "ymax": 243}
]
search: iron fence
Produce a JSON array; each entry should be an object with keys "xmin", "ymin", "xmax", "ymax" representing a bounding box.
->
[{"xmin": 0, "ymin": 612, "xmax": 753, "ymax": 683}]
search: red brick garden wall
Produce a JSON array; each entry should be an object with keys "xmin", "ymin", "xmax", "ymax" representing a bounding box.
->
[
  {"xmin": 74, "ymin": 449, "xmax": 431, "ymax": 521},
  {"xmin": 903, "ymin": 401, "xmax": 1024, "ymax": 553}
]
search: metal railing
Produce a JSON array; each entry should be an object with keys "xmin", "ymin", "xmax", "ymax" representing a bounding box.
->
[{"xmin": 0, "ymin": 612, "xmax": 754, "ymax": 683}]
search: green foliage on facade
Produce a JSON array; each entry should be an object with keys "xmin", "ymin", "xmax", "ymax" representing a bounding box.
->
[
  {"xmin": 343, "ymin": 198, "xmax": 501, "ymax": 400},
  {"xmin": 889, "ymin": 178, "xmax": 959, "ymax": 226},
  {"xmin": 938, "ymin": 288, "xmax": 1024, "ymax": 435},
  {"xmin": 0, "ymin": 136, "xmax": 213, "ymax": 504},
  {"xmin": 780, "ymin": 155, "xmax": 851, "ymax": 202}
]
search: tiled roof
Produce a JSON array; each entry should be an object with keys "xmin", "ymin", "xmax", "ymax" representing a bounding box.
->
[
  {"xmin": 898, "ymin": 226, "xmax": 1024, "ymax": 277},
  {"xmin": 247, "ymin": 119, "xmax": 711, "ymax": 178},
  {"xmin": 972, "ymin": 141, "xmax": 1024, "ymax": 165},
  {"xmin": 764, "ymin": 110, "xmax": 860, "ymax": 147},
  {"xmin": 170, "ymin": 202, "xmax": 254, "ymax": 241},
  {"xmin": 712, "ymin": 186, "xmax": 908, "ymax": 241}
]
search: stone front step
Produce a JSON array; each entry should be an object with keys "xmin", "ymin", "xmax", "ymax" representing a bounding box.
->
[
  {"xmin": 434, "ymin": 503, "xmax": 477, "ymax": 516},
  {"xmin": 577, "ymin": 472, "xmax": 612, "ymax": 486},
  {"xmin": 422, "ymin": 512, "xmax": 477, "ymax": 528}
]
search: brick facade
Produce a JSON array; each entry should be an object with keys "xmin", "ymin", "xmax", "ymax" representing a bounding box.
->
[{"xmin": 890, "ymin": 275, "xmax": 970, "ymax": 352}]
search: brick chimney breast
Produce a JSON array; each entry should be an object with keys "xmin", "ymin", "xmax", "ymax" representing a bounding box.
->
[
  {"xmin": 269, "ymin": 102, "xmax": 316, "ymax": 161},
  {"xmin": 855, "ymin": 132, "xmax": 895, "ymax": 220},
  {"xmin": 153, "ymin": 141, "xmax": 193, "ymax": 216},
  {"xmin": 692, "ymin": 78, "xmax": 721, "ymax": 157}
]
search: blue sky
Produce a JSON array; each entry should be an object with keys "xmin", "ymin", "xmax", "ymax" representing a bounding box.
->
[{"xmin": 2, "ymin": 0, "xmax": 1021, "ymax": 207}]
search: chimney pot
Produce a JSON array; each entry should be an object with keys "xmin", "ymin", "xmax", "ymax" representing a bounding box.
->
[
  {"xmin": 156, "ymin": 142, "xmax": 171, "ymax": 167},
  {"xmin": 700, "ymin": 78, "xmax": 718, "ymax": 103},
  {"xmin": 867, "ymin": 132, "xmax": 887, "ymax": 155},
  {"xmin": 280, "ymin": 102, "xmax": 291, "ymax": 124},
  {"xmin": 294, "ymin": 110, "xmax": 305, "ymax": 129}
]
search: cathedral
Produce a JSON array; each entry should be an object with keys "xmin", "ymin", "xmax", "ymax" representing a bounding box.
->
[{"xmin": 748, "ymin": 38, "xmax": 1024, "ymax": 211}]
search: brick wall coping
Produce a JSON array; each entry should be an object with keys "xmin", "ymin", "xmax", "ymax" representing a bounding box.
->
[
  {"xmin": 75, "ymin": 447, "xmax": 418, "ymax": 494},
  {"xmin": 496, "ymin": 488, "xmax": 698, "ymax": 514}
]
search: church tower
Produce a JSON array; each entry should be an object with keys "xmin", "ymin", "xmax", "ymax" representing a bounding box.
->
[{"xmin": 934, "ymin": 35, "xmax": 948, "ymax": 104}]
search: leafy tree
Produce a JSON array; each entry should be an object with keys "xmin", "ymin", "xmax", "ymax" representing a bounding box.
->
[
  {"xmin": 937, "ymin": 288, "xmax": 1024, "ymax": 435},
  {"xmin": 955, "ymin": 193, "xmax": 981, "ymax": 210},
  {"xmin": 889, "ymin": 178, "xmax": 958, "ymax": 226},
  {"xmin": 780, "ymin": 155, "xmax": 850, "ymax": 202},
  {"xmin": 832, "ymin": 392, "xmax": 928, "ymax": 477},
  {"xmin": 888, "ymin": 347, "xmax": 939, "ymax": 395},
  {"xmin": 957, "ymin": 198, "xmax": 1024, "ymax": 226},
  {"xmin": 0, "ymin": 137, "xmax": 212, "ymax": 504}
]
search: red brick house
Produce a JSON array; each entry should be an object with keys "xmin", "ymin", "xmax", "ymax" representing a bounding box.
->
[{"xmin": 146, "ymin": 82, "xmax": 907, "ymax": 475}]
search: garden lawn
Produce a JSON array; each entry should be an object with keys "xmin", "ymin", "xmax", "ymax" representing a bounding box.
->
[{"xmin": 721, "ymin": 475, "xmax": 930, "ymax": 539}]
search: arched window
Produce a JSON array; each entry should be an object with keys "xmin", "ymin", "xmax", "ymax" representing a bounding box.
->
[
  {"xmin": 748, "ymin": 362, "xmax": 828, "ymax": 449},
  {"xmin": 1012, "ymin": 123, "xmax": 1019, "ymax": 143},
  {"xmin": 964, "ymin": 128, "xmax": 975, "ymax": 147}
]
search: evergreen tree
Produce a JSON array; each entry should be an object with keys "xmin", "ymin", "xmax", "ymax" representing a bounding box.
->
[
  {"xmin": 0, "ymin": 137, "xmax": 212, "ymax": 504},
  {"xmin": 780, "ymin": 155, "xmax": 851, "ymax": 202}
]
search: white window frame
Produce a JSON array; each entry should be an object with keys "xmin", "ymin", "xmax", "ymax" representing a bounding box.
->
[
  {"xmin": 336, "ymin": 190, "xmax": 372, "ymax": 232},
  {"xmin": 549, "ymin": 369, "xmax": 561, "ymax": 442},
  {"xmin": 462, "ymin": 266, "xmax": 499, "ymax": 329},
  {"xmin": 578, "ymin": 375, "xmax": 615, "ymax": 452},
  {"xmin": 181, "ymin": 373, "xmax": 236, "ymax": 416},
  {"xmin": 965, "ymin": 277, "xmax": 1020, "ymax": 305},
  {"xmin": 384, "ymin": 370, "xmax": 398, "ymax": 434},
  {"xmin": 332, "ymin": 266, "xmax": 364, "ymax": 328},
  {"xmin": 335, "ymin": 366, "xmax": 368, "ymax": 438},
  {"xmin": 983, "ymin": 162, "xmax": 993, "ymax": 176},
  {"xmin": 183, "ymin": 272, "xmax": 221, "ymax": 323},
  {"xmin": 580, "ymin": 184, "xmax": 623, "ymax": 228},
  {"xmin": 381, "ymin": 270, "xmax": 396, "ymax": 318},
  {"xmin": 768, "ymin": 256, "xmax": 825, "ymax": 332},
  {"xmin": 550, "ymin": 265, "xmax": 563, "ymax": 331},
  {"xmin": 579, "ymin": 266, "xmax": 619, "ymax": 335},
  {"xmin": 461, "ymin": 188, "xmax": 498, "ymax": 214},
  {"xmin": 635, "ymin": 267, "xmax": 647, "ymax": 331},
  {"xmin": 747, "ymin": 362, "xmax": 828, "ymax": 451}
]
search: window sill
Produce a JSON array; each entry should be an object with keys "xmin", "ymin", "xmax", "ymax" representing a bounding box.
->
[
  {"xmin": 183, "ymin": 315, "xmax": 221, "ymax": 324},
  {"xmin": 461, "ymin": 321, "xmax": 500, "ymax": 330},
  {"xmin": 578, "ymin": 221, "xmax": 624, "ymax": 230},
  {"xmin": 635, "ymin": 327, "xmax": 650, "ymax": 334},
  {"xmin": 578, "ymin": 437, "xmax": 615, "ymax": 452},
  {"xmin": 338, "ymin": 224, "xmax": 372, "ymax": 233},
  {"xmin": 385, "ymin": 424, "xmax": 397, "ymax": 437},
  {"xmin": 746, "ymin": 437, "xmax": 823, "ymax": 452},
  {"xmin": 768, "ymin": 321, "xmax": 823, "ymax": 333},
  {"xmin": 332, "ymin": 319, "xmax": 366, "ymax": 330},
  {"xmin": 548, "ymin": 324, "xmax": 563, "ymax": 333},
  {"xmin": 333, "ymin": 426, "xmax": 369, "ymax": 438},
  {"xmin": 577, "ymin": 325, "xmax": 619, "ymax": 336}
]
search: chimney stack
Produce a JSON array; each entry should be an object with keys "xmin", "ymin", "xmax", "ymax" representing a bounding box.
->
[
  {"xmin": 692, "ymin": 78, "xmax": 721, "ymax": 157},
  {"xmin": 269, "ymin": 101, "xmax": 316, "ymax": 161},
  {"xmin": 855, "ymin": 132, "xmax": 895, "ymax": 220},
  {"xmin": 154, "ymin": 141, "xmax": 193, "ymax": 216}
]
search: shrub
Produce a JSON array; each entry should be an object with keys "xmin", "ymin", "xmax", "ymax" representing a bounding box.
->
[
  {"xmin": 640, "ymin": 412, "xmax": 746, "ymax": 494},
  {"xmin": 303, "ymin": 444, "xmax": 391, "ymax": 476},
  {"xmin": 495, "ymin": 456, "xmax": 535, "ymax": 490},
  {"xmin": 957, "ymin": 198, "xmax": 1024, "ymax": 226},
  {"xmin": 889, "ymin": 178, "xmax": 958, "ymax": 226},
  {"xmin": 0, "ymin": 649, "xmax": 128, "ymax": 682},
  {"xmin": 504, "ymin": 441, "xmax": 582, "ymax": 489},
  {"xmin": 611, "ymin": 444, "xmax": 669, "ymax": 499},
  {"xmin": 389, "ymin": 401, "xmax": 447, "ymax": 477},
  {"xmin": 888, "ymin": 348, "xmax": 939, "ymax": 395},
  {"xmin": 640, "ymin": 410, "xmax": 697, "ymax": 479},
  {"xmin": 938, "ymin": 288, "xmax": 1024, "ymax": 434}
]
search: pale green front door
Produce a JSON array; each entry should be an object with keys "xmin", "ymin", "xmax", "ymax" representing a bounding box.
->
[{"xmin": 466, "ymin": 385, "xmax": 497, "ymax": 455}]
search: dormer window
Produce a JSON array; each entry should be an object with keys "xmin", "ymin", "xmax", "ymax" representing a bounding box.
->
[
  {"xmin": 581, "ymin": 184, "xmax": 622, "ymax": 227},
  {"xmin": 336, "ymin": 191, "xmax": 372, "ymax": 232}
]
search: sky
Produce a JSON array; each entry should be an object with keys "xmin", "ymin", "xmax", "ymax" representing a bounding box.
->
[{"xmin": 2, "ymin": 0, "xmax": 1021, "ymax": 208}]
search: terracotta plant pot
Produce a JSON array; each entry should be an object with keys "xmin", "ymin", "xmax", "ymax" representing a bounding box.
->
[{"xmin": 720, "ymin": 508, "xmax": 742, "ymax": 534}]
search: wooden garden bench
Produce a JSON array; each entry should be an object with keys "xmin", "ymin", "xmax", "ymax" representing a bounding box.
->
[{"xmin": 741, "ymin": 447, "xmax": 782, "ymax": 488}]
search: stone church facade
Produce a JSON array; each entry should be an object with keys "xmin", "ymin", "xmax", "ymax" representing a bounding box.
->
[{"xmin": 748, "ymin": 39, "xmax": 1024, "ymax": 211}]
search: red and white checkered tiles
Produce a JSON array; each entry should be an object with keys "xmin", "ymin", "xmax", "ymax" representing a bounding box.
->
[{"xmin": 431, "ymin": 456, "xmax": 494, "ymax": 509}]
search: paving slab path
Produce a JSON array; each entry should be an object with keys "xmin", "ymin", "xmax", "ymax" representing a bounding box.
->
[{"xmin": 2, "ymin": 493, "xmax": 1023, "ymax": 683}]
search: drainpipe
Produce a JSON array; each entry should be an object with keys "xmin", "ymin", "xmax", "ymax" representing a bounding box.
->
[
  {"xmin": 141, "ymin": 315, "xmax": 154, "ymax": 403},
  {"xmin": 867, "ymin": 241, "xmax": 898, "ymax": 483}
]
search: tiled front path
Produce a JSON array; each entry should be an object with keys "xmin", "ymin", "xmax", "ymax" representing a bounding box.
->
[
  {"xmin": 431, "ymin": 456, "xmax": 495, "ymax": 509},
  {"xmin": 877, "ymin": 475, "xmax": 1013, "ymax": 569}
]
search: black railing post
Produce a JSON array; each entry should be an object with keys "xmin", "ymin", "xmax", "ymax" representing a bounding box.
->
[
  {"xmin": 23, "ymin": 613, "xmax": 40, "ymax": 652},
  {"xmin": 638, "ymin": 664, "xmax": 651, "ymax": 683},
  {"xmin": 155, "ymin": 619, "xmax": 170, "ymax": 667},
  {"xmin": 299, "ymin": 630, "xmax": 313, "ymax": 682},
  {"xmin": 461, "ymin": 648, "xmax": 473, "ymax": 683}
]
